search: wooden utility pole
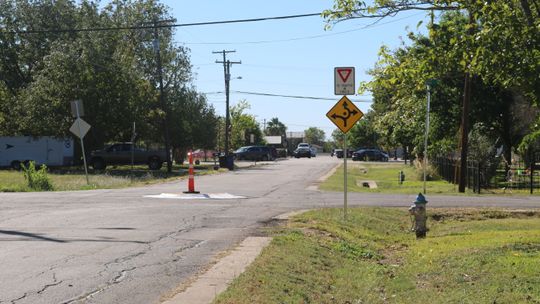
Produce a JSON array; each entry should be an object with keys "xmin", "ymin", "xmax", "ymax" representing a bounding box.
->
[
  {"xmin": 458, "ymin": 11, "xmax": 475, "ymax": 192},
  {"xmin": 214, "ymin": 50, "xmax": 241, "ymax": 157},
  {"xmin": 153, "ymin": 19, "xmax": 175, "ymax": 173}
]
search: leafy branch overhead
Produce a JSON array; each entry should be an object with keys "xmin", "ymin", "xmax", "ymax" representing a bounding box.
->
[{"xmin": 326, "ymin": 0, "xmax": 539, "ymax": 159}]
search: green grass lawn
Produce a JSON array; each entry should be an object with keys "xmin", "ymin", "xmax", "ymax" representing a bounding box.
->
[
  {"xmin": 320, "ymin": 161, "xmax": 463, "ymax": 194},
  {"xmin": 214, "ymin": 208, "xmax": 540, "ymax": 304},
  {"xmin": 320, "ymin": 161, "xmax": 540, "ymax": 196},
  {"xmin": 0, "ymin": 164, "xmax": 223, "ymax": 192}
]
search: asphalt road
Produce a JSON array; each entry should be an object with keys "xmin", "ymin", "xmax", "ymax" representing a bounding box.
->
[{"xmin": 1, "ymin": 156, "xmax": 539, "ymax": 304}]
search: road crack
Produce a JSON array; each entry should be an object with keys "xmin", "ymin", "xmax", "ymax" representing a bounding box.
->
[
  {"xmin": 62, "ymin": 267, "xmax": 136, "ymax": 304},
  {"xmin": 9, "ymin": 272, "xmax": 62, "ymax": 303}
]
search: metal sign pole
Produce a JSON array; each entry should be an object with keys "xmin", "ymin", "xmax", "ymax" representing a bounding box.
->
[
  {"xmin": 344, "ymin": 132, "xmax": 348, "ymax": 220},
  {"xmin": 423, "ymin": 85, "xmax": 431, "ymax": 194},
  {"xmin": 76, "ymin": 102, "xmax": 89, "ymax": 185},
  {"xmin": 131, "ymin": 122, "xmax": 136, "ymax": 180}
]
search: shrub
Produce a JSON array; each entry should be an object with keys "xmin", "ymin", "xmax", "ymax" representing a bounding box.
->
[
  {"xmin": 414, "ymin": 159, "xmax": 440, "ymax": 181},
  {"xmin": 21, "ymin": 161, "xmax": 54, "ymax": 191}
]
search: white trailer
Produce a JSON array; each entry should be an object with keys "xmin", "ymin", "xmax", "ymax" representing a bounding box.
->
[{"xmin": 0, "ymin": 137, "xmax": 74, "ymax": 169}]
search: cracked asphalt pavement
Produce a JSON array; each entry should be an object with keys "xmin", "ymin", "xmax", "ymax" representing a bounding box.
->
[{"xmin": 1, "ymin": 156, "xmax": 539, "ymax": 303}]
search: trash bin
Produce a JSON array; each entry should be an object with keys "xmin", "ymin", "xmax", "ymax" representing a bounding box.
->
[
  {"xmin": 219, "ymin": 155, "xmax": 234, "ymax": 170},
  {"xmin": 218, "ymin": 156, "xmax": 227, "ymax": 168},
  {"xmin": 226, "ymin": 155, "xmax": 234, "ymax": 170}
]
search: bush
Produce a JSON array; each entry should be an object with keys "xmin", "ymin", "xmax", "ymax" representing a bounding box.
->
[
  {"xmin": 21, "ymin": 161, "xmax": 54, "ymax": 191},
  {"xmin": 414, "ymin": 159, "xmax": 440, "ymax": 181}
]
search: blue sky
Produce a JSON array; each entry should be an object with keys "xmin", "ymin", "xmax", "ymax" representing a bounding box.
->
[{"xmin": 153, "ymin": 1, "xmax": 429, "ymax": 138}]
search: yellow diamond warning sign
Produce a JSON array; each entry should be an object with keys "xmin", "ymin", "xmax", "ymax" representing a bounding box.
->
[{"xmin": 326, "ymin": 96, "xmax": 364, "ymax": 133}]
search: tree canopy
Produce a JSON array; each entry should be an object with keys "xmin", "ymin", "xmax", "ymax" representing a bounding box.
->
[
  {"xmin": 265, "ymin": 117, "xmax": 287, "ymax": 137},
  {"xmin": 0, "ymin": 0, "xmax": 218, "ymax": 154},
  {"xmin": 325, "ymin": 0, "xmax": 539, "ymax": 162},
  {"xmin": 229, "ymin": 100, "xmax": 264, "ymax": 150},
  {"xmin": 304, "ymin": 127, "xmax": 325, "ymax": 146}
]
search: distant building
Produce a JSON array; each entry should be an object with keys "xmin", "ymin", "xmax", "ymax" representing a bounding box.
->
[
  {"xmin": 285, "ymin": 132, "xmax": 305, "ymax": 155},
  {"xmin": 264, "ymin": 136, "xmax": 282, "ymax": 145}
]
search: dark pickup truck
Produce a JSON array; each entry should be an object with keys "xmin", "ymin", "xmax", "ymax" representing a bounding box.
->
[{"xmin": 90, "ymin": 143, "xmax": 167, "ymax": 170}]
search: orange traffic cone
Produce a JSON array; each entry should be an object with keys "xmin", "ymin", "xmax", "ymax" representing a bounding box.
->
[{"xmin": 184, "ymin": 150, "xmax": 200, "ymax": 194}]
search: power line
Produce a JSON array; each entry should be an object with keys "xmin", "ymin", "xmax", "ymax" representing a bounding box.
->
[
  {"xmin": 204, "ymin": 90, "xmax": 372, "ymax": 102},
  {"xmin": 180, "ymin": 12, "xmax": 425, "ymax": 45},
  {"xmin": 5, "ymin": 12, "xmax": 324, "ymax": 35}
]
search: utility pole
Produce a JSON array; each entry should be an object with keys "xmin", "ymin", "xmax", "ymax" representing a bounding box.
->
[
  {"xmin": 214, "ymin": 50, "xmax": 241, "ymax": 157},
  {"xmin": 458, "ymin": 11, "xmax": 475, "ymax": 192},
  {"xmin": 152, "ymin": 19, "xmax": 175, "ymax": 173}
]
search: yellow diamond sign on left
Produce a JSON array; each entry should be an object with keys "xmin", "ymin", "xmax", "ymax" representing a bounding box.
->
[{"xmin": 326, "ymin": 96, "xmax": 364, "ymax": 133}]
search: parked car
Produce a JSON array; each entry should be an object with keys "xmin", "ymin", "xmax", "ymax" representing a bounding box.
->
[
  {"xmin": 297, "ymin": 142, "xmax": 310, "ymax": 149},
  {"xmin": 90, "ymin": 143, "xmax": 167, "ymax": 170},
  {"xmin": 233, "ymin": 146, "xmax": 275, "ymax": 161},
  {"xmin": 310, "ymin": 147, "xmax": 317, "ymax": 157},
  {"xmin": 334, "ymin": 149, "xmax": 353, "ymax": 158},
  {"xmin": 352, "ymin": 149, "xmax": 389, "ymax": 161},
  {"xmin": 293, "ymin": 147, "xmax": 312, "ymax": 158}
]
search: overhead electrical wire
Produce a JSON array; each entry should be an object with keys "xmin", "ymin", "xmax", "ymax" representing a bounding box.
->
[
  {"xmin": 181, "ymin": 12, "xmax": 425, "ymax": 45},
  {"xmin": 4, "ymin": 12, "xmax": 324, "ymax": 35},
  {"xmin": 204, "ymin": 90, "xmax": 371, "ymax": 102},
  {"xmin": 3, "ymin": 7, "xmax": 427, "ymax": 36}
]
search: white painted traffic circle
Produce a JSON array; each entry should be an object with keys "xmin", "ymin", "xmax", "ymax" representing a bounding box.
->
[{"xmin": 144, "ymin": 193, "xmax": 246, "ymax": 200}]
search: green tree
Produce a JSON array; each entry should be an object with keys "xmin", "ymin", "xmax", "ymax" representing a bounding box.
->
[
  {"xmin": 304, "ymin": 127, "xmax": 325, "ymax": 146},
  {"xmin": 265, "ymin": 117, "xmax": 287, "ymax": 136},
  {"xmin": 0, "ymin": 0, "xmax": 214, "ymax": 159},
  {"xmin": 348, "ymin": 114, "xmax": 378, "ymax": 149},
  {"xmin": 168, "ymin": 88, "xmax": 218, "ymax": 153},
  {"xmin": 230, "ymin": 100, "xmax": 264, "ymax": 150},
  {"xmin": 325, "ymin": 0, "xmax": 539, "ymax": 190},
  {"xmin": 331, "ymin": 129, "xmax": 345, "ymax": 147}
]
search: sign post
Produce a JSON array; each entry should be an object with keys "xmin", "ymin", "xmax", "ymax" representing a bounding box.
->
[
  {"xmin": 423, "ymin": 79, "xmax": 438, "ymax": 194},
  {"xmin": 69, "ymin": 100, "xmax": 91, "ymax": 185},
  {"xmin": 344, "ymin": 132, "xmax": 348, "ymax": 218},
  {"xmin": 328, "ymin": 69, "xmax": 363, "ymax": 220}
]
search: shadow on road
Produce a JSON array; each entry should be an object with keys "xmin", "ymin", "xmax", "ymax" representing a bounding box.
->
[{"xmin": 0, "ymin": 229, "xmax": 146, "ymax": 244}]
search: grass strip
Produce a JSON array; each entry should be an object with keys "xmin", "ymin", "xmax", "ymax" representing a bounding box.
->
[
  {"xmin": 214, "ymin": 208, "xmax": 540, "ymax": 304},
  {"xmin": 319, "ymin": 162, "xmax": 539, "ymax": 195},
  {"xmin": 0, "ymin": 163, "xmax": 223, "ymax": 192}
]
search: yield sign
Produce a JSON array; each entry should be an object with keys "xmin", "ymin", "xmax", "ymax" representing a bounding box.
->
[
  {"xmin": 334, "ymin": 67, "xmax": 355, "ymax": 95},
  {"xmin": 337, "ymin": 68, "xmax": 352, "ymax": 82},
  {"xmin": 326, "ymin": 96, "xmax": 363, "ymax": 133}
]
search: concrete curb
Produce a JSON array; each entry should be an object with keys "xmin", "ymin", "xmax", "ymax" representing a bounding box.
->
[
  {"xmin": 160, "ymin": 209, "xmax": 311, "ymax": 304},
  {"xmin": 161, "ymin": 237, "xmax": 272, "ymax": 304}
]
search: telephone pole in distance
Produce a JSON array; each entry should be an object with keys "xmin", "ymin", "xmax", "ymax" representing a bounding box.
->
[
  {"xmin": 152, "ymin": 18, "xmax": 175, "ymax": 173},
  {"xmin": 214, "ymin": 50, "xmax": 241, "ymax": 157}
]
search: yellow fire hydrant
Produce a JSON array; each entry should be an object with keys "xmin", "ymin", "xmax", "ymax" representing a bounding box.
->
[{"xmin": 409, "ymin": 193, "xmax": 428, "ymax": 239}]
